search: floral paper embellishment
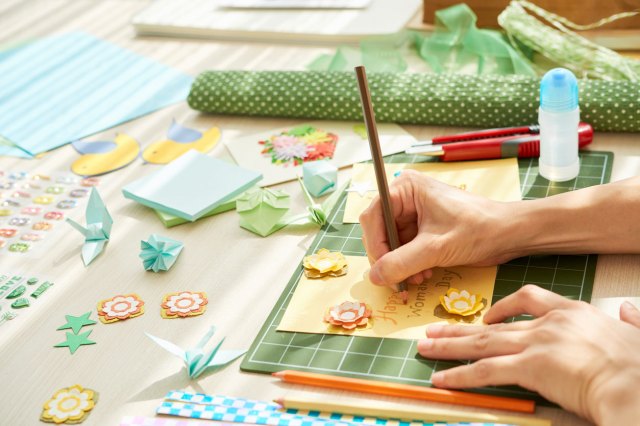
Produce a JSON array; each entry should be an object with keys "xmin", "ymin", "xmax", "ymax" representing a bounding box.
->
[
  {"xmin": 97, "ymin": 294, "xmax": 144, "ymax": 324},
  {"xmin": 40, "ymin": 384, "xmax": 97, "ymax": 424},
  {"xmin": 324, "ymin": 301, "xmax": 372, "ymax": 331},
  {"xmin": 439, "ymin": 288, "xmax": 485, "ymax": 317},
  {"xmin": 259, "ymin": 124, "xmax": 338, "ymax": 167},
  {"xmin": 303, "ymin": 248, "xmax": 348, "ymax": 278},
  {"xmin": 161, "ymin": 291, "xmax": 208, "ymax": 319}
]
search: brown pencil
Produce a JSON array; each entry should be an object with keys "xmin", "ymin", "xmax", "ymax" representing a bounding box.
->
[
  {"xmin": 272, "ymin": 370, "xmax": 536, "ymax": 414},
  {"xmin": 354, "ymin": 65, "xmax": 408, "ymax": 304}
]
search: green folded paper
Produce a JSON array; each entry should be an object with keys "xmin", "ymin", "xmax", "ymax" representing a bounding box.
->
[{"xmin": 188, "ymin": 71, "xmax": 640, "ymax": 133}]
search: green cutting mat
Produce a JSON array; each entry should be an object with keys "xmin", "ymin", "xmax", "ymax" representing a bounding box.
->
[{"xmin": 241, "ymin": 151, "xmax": 613, "ymax": 401}]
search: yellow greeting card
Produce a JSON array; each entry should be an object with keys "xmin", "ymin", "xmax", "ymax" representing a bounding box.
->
[
  {"xmin": 278, "ymin": 256, "xmax": 496, "ymax": 340},
  {"xmin": 343, "ymin": 158, "xmax": 521, "ymax": 223}
]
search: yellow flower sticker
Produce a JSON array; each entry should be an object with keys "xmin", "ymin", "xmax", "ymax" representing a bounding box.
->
[
  {"xmin": 40, "ymin": 384, "xmax": 97, "ymax": 424},
  {"xmin": 439, "ymin": 288, "xmax": 485, "ymax": 317},
  {"xmin": 303, "ymin": 248, "xmax": 348, "ymax": 278}
]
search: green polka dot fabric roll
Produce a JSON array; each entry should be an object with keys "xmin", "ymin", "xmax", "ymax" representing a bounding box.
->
[{"xmin": 188, "ymin": 71, "xmax": 640, "ymax": 132}]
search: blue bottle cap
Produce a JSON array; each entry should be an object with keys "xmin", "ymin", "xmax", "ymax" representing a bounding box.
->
[{"xmin": 540, "ymin": 68, "xmax": 579, "ymax": 112}]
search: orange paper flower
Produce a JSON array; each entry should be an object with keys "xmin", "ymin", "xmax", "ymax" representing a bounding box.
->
[
  {"xmin": 97, "ymin": 294, "xmax": 145, "ymax": 324},
  {"xmin": 161, "ymin": 291, "xmax": 208, "ymax": 319},
  {"xmin": 439, "ymin": 288, "xmax": 485, "ymax": 317},
  {"xmin": 324, "ymin": 301, "xmax": 372, "ymax": 330}
]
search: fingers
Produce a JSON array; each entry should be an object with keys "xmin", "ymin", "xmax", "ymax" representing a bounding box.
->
[
  {"xmin": 484, "ymin": 285, "xmax": 573, "ymax": 324},
  {"xmin": 426, "ymin": 319, "xmax": 537, "ymax": 338},
  {"xmin": 368, "ymin": 233, "xmax": 436, "ymax": 287},
  {"xmin": 430, "ymin": 355, "xmax": 523, "ymax": 389},
  {"xmin": 417, "ymin": 330, "xmax": 529, "ymax": 360},
  {"xmin": 620, "ymin": 301, "xmax": 640, "ymax": 328},
  {"xmin": 360, "ymin": 196, "xmax": 390, "ymax": 263}
]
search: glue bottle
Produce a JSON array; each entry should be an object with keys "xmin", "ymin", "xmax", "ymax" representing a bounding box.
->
[{"xmin": 538, "ymin": 68, "xmax": 580, "ymax": 182}]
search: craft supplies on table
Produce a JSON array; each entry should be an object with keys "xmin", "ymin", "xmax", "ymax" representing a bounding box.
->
[
  {"xmin": 406, "ymin": 123, "xmax": 593, "ymax": 161},
  {"xmin": 156, "ymin": 391, "xmax": 522, "ymax": 426},
  {"xmin": 122, "ymin": 150, "xmax": 261, "ymax": 222},
  {"xmin": 0, "ymin": 274, "xmax": 53, "ymax": 326},
  {"xmin": 0, "ymin": 170, "xmax": 99, "ymax": 257},
  {"xmin": 0, "ymin": 32, "xmax": 192, "ymax": 158},
  {"xmin": 188, "ymin": 71, "xmax": 640, "ymax": 132}
]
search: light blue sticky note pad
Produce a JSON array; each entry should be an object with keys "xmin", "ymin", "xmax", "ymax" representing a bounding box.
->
[
  {"xmin": 123, "ymin": 150, "xmax": 262, "ymax": 221},
  {"xmin": 0, "ymin": 32, "xmax": 193, "ymax": 157}
]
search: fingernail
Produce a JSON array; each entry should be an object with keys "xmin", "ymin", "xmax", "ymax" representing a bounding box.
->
[
  {"xmin": 622, "ymin": 301, "xmax": 636, "ymax": 310},
  {"xmin": 417, "ymin": 339, "xmax": 433, "ymax": 352},
  {"xmin": 368, "ymin": 267, "xmax": 382, "ymax": 285},
  {"xmin": 426, "ymin": 324, "xmax": 443, "ymax": 337},
  {"xmin": 431, "ymin": 371, "xmax": 444, "ymax": 386}
]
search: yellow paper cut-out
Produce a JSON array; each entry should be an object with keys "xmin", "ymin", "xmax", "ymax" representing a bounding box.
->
[
  {"xmin": 278, "ymin": 256, "xmax": 496, "ymax": 339},
  {"xmin": 440, "ymin": 288, "xmax": 485, "ymax": 317},
  {"xmin": 71, "ymin": 134, "xmax": 140, "ymax": 177},
  {"xmin": 324, "ymin": 300, "xmax": 372, "ymax": 331},
  {"xmin": 142, "ymin": 126, "xmax": 221, "ymax": 164},
  {"xmin": 303, "ymin": 248, "xmax": 348, "ymax": 278},
  {"xmin": 342, "ymin": 158, "xmax": 522, "ymax": 223},
  {"xmin": 40, "ymin": 384, "xmax": 97, "ymax": 424}
]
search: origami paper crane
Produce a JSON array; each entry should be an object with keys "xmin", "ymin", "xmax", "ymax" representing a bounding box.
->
[
  {"xmin": 140, "ymin": 234, "xmax": 184, "ymax": 272},
  {"xmin": 289, "ymin": 176, "xmax": 348, "ymax": 227},
  {"xmin": 66, "ymin": 188, "xmax": 113, "ymax": 266},
  {"xmin": 236, "ymin": 188, "xmax": 290, "ymax": 237},
  {"xmin": 145, "ymin": 326, "xmax": 246, "ymax": 379},
  {"xmin": 302, "ymin": 160, "xmax": 337, "ymax": 198}
]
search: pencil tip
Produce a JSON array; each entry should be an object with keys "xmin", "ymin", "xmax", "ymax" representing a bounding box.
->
[
  {"xmin": 273, "ymin": 398, "xmax": 283, "ymax": 406},
  {"xmin": 402, "ymin": 291, "xmax": 408, "ymax": 304},
  {"xmin": 272, "ymin": 371, "xmax": 284, "ymax": 378}
]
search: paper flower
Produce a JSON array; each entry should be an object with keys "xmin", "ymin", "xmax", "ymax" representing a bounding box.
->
[
  {"xmin": 259, "ymin": 125, "xmax": 338, "ymax": 167},
  {"xmin": 161, "ymin": 291, "xmax": 208, "ymax": 319},
  {"xmin": 324, "ymin": 301, "xmax": 372, "ymax": 330},
  {"xmin": 40, "ymin": 384, "xmax": 97, "ymax": 424},
  {"xmin": 97, "ymin": 294, "xmax": 145, "ymax": 324},
  {"xmin": 139, "ymin": 234, "xmax": 184, "ymax": 272},
  {"xmin": 303, "ymin": 248, "xmax": 348, "ymax": 278},
  {"xmin": 439, "ymin": 288, "xmax": 485, "ymax": 317}
]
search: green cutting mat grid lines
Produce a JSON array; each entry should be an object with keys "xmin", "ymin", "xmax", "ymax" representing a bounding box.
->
[{"xmin": 242, "ymin": 151, "xmax": 613, "ymax": 401}]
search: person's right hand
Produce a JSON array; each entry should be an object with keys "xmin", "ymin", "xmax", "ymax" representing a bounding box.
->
[{"xmin": 360, "ymin": 170, "xmax": 518, "ymax": 290}]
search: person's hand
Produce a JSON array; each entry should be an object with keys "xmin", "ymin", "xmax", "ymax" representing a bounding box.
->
[
  {"xmin": 418, "ymin": 285, "xmax": 640, "ymax": 425},
  {"xmin": 360, "ymin": 170, "xmax": 516, "ymax": 290}
]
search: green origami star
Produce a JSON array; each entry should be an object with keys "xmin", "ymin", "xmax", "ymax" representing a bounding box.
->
[
  {"xmin": 54, "ymin": 330, "xmax": 96, "ymax": 354},
  {"xmin": 56, "ymin": 312, "xmax": 97, "ymax": 334}
]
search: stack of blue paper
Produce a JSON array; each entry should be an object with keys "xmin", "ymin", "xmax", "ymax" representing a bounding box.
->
[{"xmin": 122, "ymin": 150, "xmax": 262, "ymax": 222}]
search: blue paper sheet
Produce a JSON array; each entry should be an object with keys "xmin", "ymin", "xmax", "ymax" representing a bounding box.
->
[{"xmin": 0, "ymin": 32, "xmax": 193, "ymax": 157}]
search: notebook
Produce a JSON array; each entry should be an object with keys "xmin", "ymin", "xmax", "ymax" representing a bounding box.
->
[
  {"xmin": 132, "ymin": 0, "xmax": 421, "ymax": 43},
  {"xmin": 122, "ymin": 150, "xmax": 262, "ymax": 221},
  {"xmin": 0, "ymin": 32, "xmax": 192, "ymax": 158}
]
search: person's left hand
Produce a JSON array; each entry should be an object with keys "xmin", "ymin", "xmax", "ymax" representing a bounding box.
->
[{"xmin": 417, "ymin": 285, "xmax": 640, "ymax": 425}]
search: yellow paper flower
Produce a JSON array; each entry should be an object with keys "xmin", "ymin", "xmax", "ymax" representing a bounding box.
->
[
  {"xmin": 440, "ymin": 288, "xmax": 485, "ymax": 317},
  {"xmin": 303, "ymin": 248, "xmax": 348, "ymax": 278},
  {"xmin": 40, "ymin": 384, "xmax": 97, "ymax": 424}
]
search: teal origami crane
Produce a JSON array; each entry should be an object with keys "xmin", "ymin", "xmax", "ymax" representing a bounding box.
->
[
  {"xmin": 145, "ymin": 326, "xmax": 246, "ymax": 379},
  {"xmin": 140, "ymin": 234, "xmax": 184, "ymax": 272},
  {"xmin": 66, "ymin": 188, "xmax": 113, "ymax": 266}
]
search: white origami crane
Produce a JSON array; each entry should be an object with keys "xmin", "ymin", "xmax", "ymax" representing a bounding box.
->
[{"xmin": 145, "ymin": 326, "xmax": 246, "ymax": 379}]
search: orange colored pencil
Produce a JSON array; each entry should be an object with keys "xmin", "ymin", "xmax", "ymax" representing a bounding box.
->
[{"xmin": 272, "ymin": 370, "xmax": 535, "ymax": 414}]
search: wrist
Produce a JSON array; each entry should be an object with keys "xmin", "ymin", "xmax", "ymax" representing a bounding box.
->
[{"xmin": 591, "ymin": 372, "xmax": 640, "ymax": 425}]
